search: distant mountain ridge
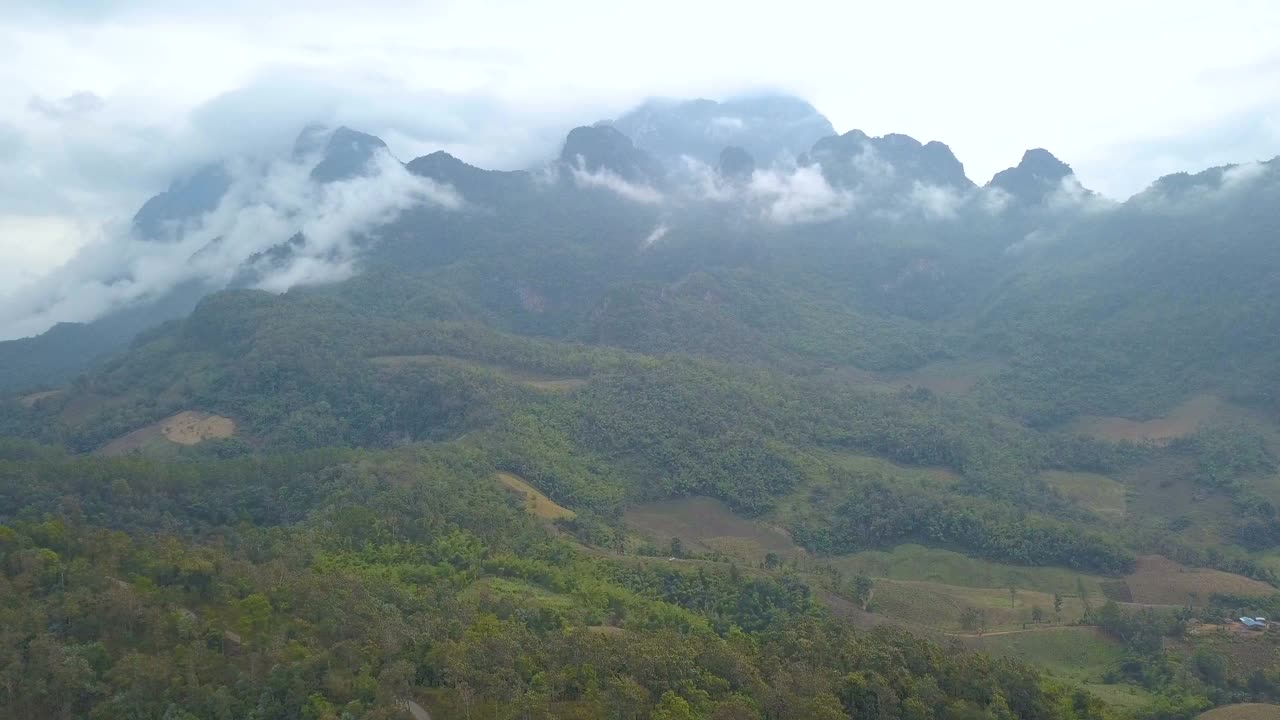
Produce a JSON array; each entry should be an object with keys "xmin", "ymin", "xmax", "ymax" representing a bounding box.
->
[{"xmin": 2, "ymin": 93, "xmax": 1276, "ymax": 397}]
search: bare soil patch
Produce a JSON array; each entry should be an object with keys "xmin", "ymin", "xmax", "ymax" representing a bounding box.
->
[{"xmin": 98, "ymin": 411, "xmax": 236, "ymax": 456}]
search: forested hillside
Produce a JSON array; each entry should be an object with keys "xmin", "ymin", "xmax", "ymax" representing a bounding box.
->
[{"xmin": 4, "ymin": 100, "xmax": 1280, "ymax": 719}]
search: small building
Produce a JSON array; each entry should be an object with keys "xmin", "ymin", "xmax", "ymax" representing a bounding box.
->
[{"xmin": 1239, "ymin": 617, "xmax": 1268, "ymax": 630}]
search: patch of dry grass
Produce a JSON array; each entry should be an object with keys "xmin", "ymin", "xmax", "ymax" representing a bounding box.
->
[{"xmin": 496, "ymin": 472, "xmax": 575, "ymax": 521}]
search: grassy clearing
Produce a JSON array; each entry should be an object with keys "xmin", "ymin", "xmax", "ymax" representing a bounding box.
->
[
  {"xmin": 1123, "ymin": 456, "xmax": 1235, "ymax": 545},
  {"xmin": 371, "ymin": 354, "xmax": 587, "ymax": 391},
  {"xmin": 1198, "ymin": 705, "xmax": 1280, "ymax": 720},
  {"xmin": 625, "ymin": 496, "xmax": 802, "ymax": 564},
  {"xmin": 1042, "ymin": 470, "xmax": 1126, "ymax": 517},
  {"xmin": 496, "ymin": 472, "xmax": 575, "ymax": 521},
  {"xmin": 828, "ymin": 544, "xmax": 1107, "ymax": 597},
  {"xmin": 871, "ymin": 579, "xmax": 1091, "ymax": 631},
  {"xmin": 18, "ymin": 389, "xmax": 63, "ymax": 408},
  {"xmin": 1122, "ymin": 555, "xmax": 1276, "ymax": 606},
  {"xmin": 969, "ymin": 627, "xmax": 1123, "ymax": 681},
  {"xmin": 1062, "ymin": 393, "xmax": 1225, "ymax": 443},
  {"xmin": 1083, "ymin": 683, "xmax": 1159, "ymax": 710},
  {"xmin": 97, "ymin": 411, "xmax": 236, "ymax": 456}
]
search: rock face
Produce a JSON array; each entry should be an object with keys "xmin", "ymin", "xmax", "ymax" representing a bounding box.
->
[
  {"xmin": 717, "ymin": 146, "xmax": 756, "ymax": 183},
  {"xmin": 132, "ymin": 164, "xmax": 231, "ymax": 241},
  {"xmin": 309, "ymin": 127, "xmax": 391, "ymax": 183},
  {"xmin": 406, "ymin": 151, "xmax": 532, "ymax": 204},
  {"xmin": 986, "ymin": 148, "xmax": 1077, "ymax": 205},
  {"xmin": 609, "ymin": 94, "xmax": 835, "ymax": 167},
  {"xmin": 558, "ymin": 125, "xmax": 664, "ymax": 184},
  {"xmin": 810, "ymin": 130, "xmax": 974, "ymax": 193}
]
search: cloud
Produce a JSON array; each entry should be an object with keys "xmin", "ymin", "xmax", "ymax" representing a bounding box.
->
[
  {"xmin": 28, "ymin": 91, "xmax": 105, "ymax": 119},
  {"xmin": 567, "ymin": 160, "xmax": 664, "ymax": 204},
  {"xmin": 0, "ymin": 146, "xmax": 459, "ymax": 340},
  {"xmin": 710, "ymin": 115, "xmax": 744, "ymax": 130},
  {"xmin": 748, "ymin": 164, "xmax": 854, "ymax": 224},
  {"xmin": 1046, "ymin": 176, "xmax": 1116, "ymax": 214},
  {"xmin": 977, "ymin": 187, "xmax": 1013, "ymax": 215},
  {"xmin": 1220, "ymin": 160, "xmax": 1269, "ymax": 189},
  {"xmin": 640, "ymin": 223, "xmax": 670, "ymax": 249},
  {"xmin": 905, "ymin": 182, "xmax": 964, "ymax": 220}
]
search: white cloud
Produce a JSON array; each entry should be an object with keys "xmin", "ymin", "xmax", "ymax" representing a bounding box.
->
[
  {"xmin": 567, "ymin": 159, "xmax": 664, "ymax": 204},
  {"xmin": 906, "ymin": 182, "xmax": 964, "ymax": 219},
  {"xmin": 640, "ymin": 223, "xmax": 670, "ymax": 249},
  {"xmin": 748, "ymin": 164, "xmax": 854, "ymax": 224},
  {"xmin": 1046, "ymin": 176, "xmax": 1117, "ymax": 214},
  {"xmin": 977, "ymin": 186, "xmax": 1013, "ymax": 215},
  {"xmin": 0, "ymin": 147, "xmax": 459, "ymax": 340}
]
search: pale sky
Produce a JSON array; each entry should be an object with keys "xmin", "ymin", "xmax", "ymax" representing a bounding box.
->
[{"xmin": 2, "ymin": 0, "xmax": 1279, "ymax": 287}]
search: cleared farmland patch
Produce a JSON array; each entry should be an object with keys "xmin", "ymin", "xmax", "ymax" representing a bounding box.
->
[
  {"xmin": 1198, "ymin": 705, "xmax": 1280, "ymax": 720},
  {"xmin": 1063, "ymin": 393, "xmax": 1225, "ymax": 443},
  {"xmin": 625, "ymin": 496, "xmax": 802, "ymax": 564},
  {"xmin": 1042, "ymin": 470, "xmax": 1126, "ymax": 517},
  {"xmin": 1121, "ymin": 555, "xmax": 1275, "ymax": 606},
  {"xmin": 828, "ymin": 544, "xmax": 1107, "ymax": 597},
  {"xmin": 19, "ymin": 389, "xmax": 63, "ymax": 408},
  {"xmin": 98, "ymin": 411, "xmax": 236, "ymax": 456},
  {"xmin": 966, "ymin": 627, "xmax": 1124, "ymax": 681},
  {"xmin": 496, "ymin": 472, "xmax": 575, "ymax": 521}
]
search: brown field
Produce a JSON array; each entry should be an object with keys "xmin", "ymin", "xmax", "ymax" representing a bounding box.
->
[
  {"xmin": 372, "ymin": 354, "xmax": 587, "ymax": 391},
  {"xmin": 625, "ymin": 496, "xmax": 802, "ymax": 563},
  {"xmin": 19, "ymin": 389, "xmax": 63, "ymax": 408},
  {"xmin": 496, "ymin": 472, "xmax": 575, "ymax": 521},
  {"xmin": 1197, "ymin": 704, "xmax": 1280, "ymax": 720},
  {"xmin": 98, "ymin": 411, "xmax": 236, "ymax": 456},
  {"xmin": 1064, "ymin": 394, "xmax": 1225, "ymax": 443},
  {"xmin": 1120, "ymin": 556, "xmax": 1276, "ymax": 606}
]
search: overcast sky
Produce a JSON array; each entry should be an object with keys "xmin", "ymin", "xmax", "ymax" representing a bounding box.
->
[{"xmin": 2, "ymin": 0, "xmax": 1279, "ymax": 288}]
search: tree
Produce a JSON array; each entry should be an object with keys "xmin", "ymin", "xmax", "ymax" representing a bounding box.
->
[
  {"xmin": 669, "ymin": 537, "xmax": 684, "ymax": 558},
  {"xmin": 1008, "ymin": 584, "xmax": 1018, "ymax": 608},
  {"xmin": 763, "ymin": 552, "xmax": 781, "ymax": 570},
  {"xmin": 852, "ymin": 574, "xmax": 874, "ymax": 610},
  {"xmin": 651, "ymin": 691, "xmax": 698, "ymax": 720},
  {"xmin": 1030, "ymin": 606, "xmax": 1044, "ymax": 624},
  {"xmin": 1077, "ymin": 577, "xmax": 1092, "ymax": 616},
  {"xmin": 1053, "ymin": 592, "xmax": 1064, "ymax": 623},
  {"xmin": 960, "ymin": 607, "xmax": 987, "ymax": 637}
]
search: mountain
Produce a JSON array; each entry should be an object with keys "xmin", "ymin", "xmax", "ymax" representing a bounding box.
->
[
  {"xmin": 557, "ymin": 123, "xmax": 665, "ymax": 185},
  {"xmin": 131, "ymin": 163, "xmax": 231, "ymax": 241},
  {"xmin": 809, "ymin": 129, "xmax": 974, "ymax": 193},
  {"xmin": 5, "ymin": 98, "xmax": 1280, "ymax": 719},
  {"xmin": 308, "ymin": 126, "xmax": 391, "ymax": 182},
  {"xmin": 986, "ymin": 147, "xmax": 1088, "ymax": 206},
  {"xmin": 609, "ymin": 93, "xmax": 835, "ymax": 166}
]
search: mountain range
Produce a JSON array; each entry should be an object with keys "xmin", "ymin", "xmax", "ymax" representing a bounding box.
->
[{"xmin": 4, "ymin": 91, "xmax": 1280, "ymax": 719}]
